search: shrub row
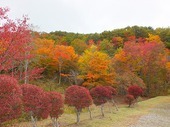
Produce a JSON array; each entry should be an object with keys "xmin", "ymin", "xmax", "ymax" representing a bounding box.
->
[{"xmin": 0, "ymin": 75, "xmax": 143, "ymax": 126}]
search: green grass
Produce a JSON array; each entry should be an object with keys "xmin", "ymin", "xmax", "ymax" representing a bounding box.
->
[{"xmin": 13, "ymin": 95, "xmax": 170, "ymax": 127}]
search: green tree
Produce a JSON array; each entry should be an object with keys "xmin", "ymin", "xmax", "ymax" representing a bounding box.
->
[{"xmin": 71, "ymin": 39, "xmax": 88, "ymax": 55}]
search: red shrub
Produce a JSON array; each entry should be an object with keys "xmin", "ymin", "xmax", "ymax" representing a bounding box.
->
[
  {"xmin": 104, "ymin": 86, "xmax": 117, "ymax": 96},
  {"xmin": 0, "ymin": 75, "xmax": 22, "ymax": 124},
  {"xmin": 21, "ymin": 84, "xmax": 51, "ymax": 119},
  {"xmin": 90, "ymin": 86, "xmax": 112, "ymax": 106},
  {"xmin": 128, "ymin": 85, "xmax": 143, "ymax": 99},
  {"xmin": 48, "ymin": 91, "xmax": 64, "ymax": 119},
  {"xmin": 125, "ymin": 94, "xmax": 135, "ymax": 107},
  {"xmin": 65, "ymin": 85, "xmax": 92, "ymax": 110}
]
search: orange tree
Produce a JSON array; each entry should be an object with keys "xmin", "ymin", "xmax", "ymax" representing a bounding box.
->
[{"xmin": 33, "ymin": 38, "xmax": 78, "ymax": 84}]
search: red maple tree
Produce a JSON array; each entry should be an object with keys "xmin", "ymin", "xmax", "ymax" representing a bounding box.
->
[
  {"xmin": 125, "ymin": 94, "xmax": 135, "ymax": 107},
  {"xmin": 21, "ymin": 84, "xmax": 51, "ymax": 126},
  {"xmin": 90, "ymin": 86, "xmax": 112, "ymax": 116},
  {"xmin": 128, "ymin": 85, "xmax": 143, "ymax": 99},
  {"xmin": 48, "ymin": 91, "xmax": 64, "ymax": 127},
  {"xmin": 0, "ymin": 75, "xmax": 22, "ymax": 124},
  {"xmin": 65, "ymin": 85, "xmax": 92, "ymax": 123}
]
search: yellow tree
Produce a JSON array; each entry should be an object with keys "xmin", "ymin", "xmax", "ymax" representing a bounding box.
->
[
  {"xmin": 78, "ymin": 45, "xmax": 115, "ymax": 88},
  {"xmin": 146, "ymin": 34, "xmax": 162, "ymax": 43}
]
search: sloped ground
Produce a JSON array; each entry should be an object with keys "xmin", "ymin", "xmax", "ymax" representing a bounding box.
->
[{"xmin": 130, "ymin": 103, "xmax": 170, "ymax": 127}]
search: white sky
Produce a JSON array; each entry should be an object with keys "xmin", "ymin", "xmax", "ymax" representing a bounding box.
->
[{"xmin": 1, "ymin": 0, "xmax": 170, "ymax": 33}]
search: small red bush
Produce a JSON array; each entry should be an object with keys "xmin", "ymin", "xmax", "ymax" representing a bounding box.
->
[
  {"xmin": 0, "ymin": 75, "xmax": 22, "ymax": 124},
  {"xmin": 21, "ymin": 84, "xmax": 51, "ymax": 119},
  {"xmin": 104, "ymin": 86, "xmax": 117, "ymax": 96},
  {"xmin": 65, "ymin": 85, "xmax": 92, "ymax": 110},
  {"xmin": 125, "ymin": 94, "xmax": 135, "ymax": 107},
  {"xmin": 48, "ymin": 91, "xmax": 64, "ymax": 119},
  {"xmin": 90, "ymin": 86, "xmax": 112, "ymax": 106},
  {"xmin": 128, "ymin": 85, "xmax": 143, "ymax": 99}
]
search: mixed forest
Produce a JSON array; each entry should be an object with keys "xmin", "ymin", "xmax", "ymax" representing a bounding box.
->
[{"xmin": 0, "ymin": 7, "xmax": 170, "ymax": 127}]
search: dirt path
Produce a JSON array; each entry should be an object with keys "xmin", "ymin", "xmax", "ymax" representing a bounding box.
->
[{"xmin": 130, "ymin": 103, "xmax": 170, "ymax": 127}]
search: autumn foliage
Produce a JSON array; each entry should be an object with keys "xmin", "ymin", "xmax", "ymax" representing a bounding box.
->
[
  {"xmin": 125, "ymin": 94, "xmax": 135, "ymax": 107},
  {"xmin": 90, "ymin": 86, "xmax": 112, "ymax": 106},
  {"xmin": 79, "ymin": 45, "xmax": 115, "ymax": 88},
  {"xmin": 65, "ymin": 85, "xmax": 92, "ymax": 123},
  {"xmin": 0, "ymin": 7, "xmax": 31, "ymax": 72},
  {"xmin": 104, "ymin": 86, "xmax": 117, "ymax": 96},
  {"xmin": 127, "ymin": 85, "xmax": 143, "ymax": 99},
  {"xmin": 65, "ymin": 85, "xmax": 92, "ymax": 110},
  {"xmin": 48, "ymin": 91, "xmax": 64, "ymax": 119},
  {"xmin": 21, "ymin": 84, "xmax": 51, "ymax": 119},
  {"xmin": 0, "ymin": 75, "xmax": 22, "ymax": 124}
]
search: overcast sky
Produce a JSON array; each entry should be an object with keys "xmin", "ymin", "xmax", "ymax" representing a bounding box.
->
[{"xmin": 1, "ymin": 0, "xmax": 170, "ymax": 33}]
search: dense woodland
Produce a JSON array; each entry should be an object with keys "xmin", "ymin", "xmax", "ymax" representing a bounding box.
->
[{"xmin": 0, "ymin": 7, "xmax": 170, "ymax": 126}]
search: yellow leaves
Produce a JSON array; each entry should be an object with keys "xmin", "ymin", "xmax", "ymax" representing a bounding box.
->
[
  {"xmin": 79, "ymin": 45, "xmax": 110, "ymax": 75},
  {"xmin": 147, "ymin": 34, "xmax": 162, "ymax": 43},
  {"xmin": 78, "ymin": 45, "xmax": 115, "ymax": 87}
]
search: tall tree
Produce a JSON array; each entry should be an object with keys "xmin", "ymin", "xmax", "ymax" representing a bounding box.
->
[
  {"xmin": 113, "ymin": 40, "xmax": 168, "ymax": 96},
  {"xmin": 78, "ymin": 45, "xmax": 115, "ymax": 88},
  {"xmin": 0, "ymin": 7, "xmax": 43, "ymax": 83}
]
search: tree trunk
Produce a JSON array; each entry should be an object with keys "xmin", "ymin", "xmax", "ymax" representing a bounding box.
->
[
  {"xmin": 128, "ymin": 101, "xmax": 131, "ymax": 107},
  {"xmin": 19, "ymin": 63, "xmax": 23, "ymax": 81},
  {"xmin": 58, "ymin": 60, "xmax": 62, "ymax": 85},
  {"xmin": 101, "ymin": 104, "xmax": 104, "ymax": 117},
  {"xmin": 0, "ymin": 122, "xmax": 2, "ymax": 127},
  {"xmin": 30, "ymin": 112, "xmax": 37, "ymax": 127},
  {"xmin": 76, "ymin": 108, "xmax": 81, "ymax": 124},
  {"xmin": 108, "ymin": 103, "xmax": 112, "ymax": 113},
  {"xmin": 51, "ymin": 118, "xmax": 59, "ymax": 127},
  {"xmin": 71, "ymin": 70, "xmax": 78, "ymax": 85},
  {"xmin": 88, "ymin": 107, "xmax": 92, "ymax": 119},
  {"xmin": 24, "ymin": 56, "xmax": 29, "ymax": 84},
  {"xmin": 111, "ymin": 99, "xmax": 119, "ymax": 111}
]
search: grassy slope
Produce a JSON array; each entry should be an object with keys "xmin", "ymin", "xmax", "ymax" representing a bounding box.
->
[{"xmin": 15, "ymin": 96, "xmax": 170, "ymax": 127}]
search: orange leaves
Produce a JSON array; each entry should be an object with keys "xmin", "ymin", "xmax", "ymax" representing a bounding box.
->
[
  {"xmin": 34, "ymin": 38, "xmax": 54, "ymax": 56},
  {"xmin": 166, "ymin": 62, "xmax": 170, "ymax": 70},
  {"xmin": 78, "ymin": 45, "xmax": 115, "ymax": 87},
  {"xmin": 53, "ymin": 45, "xmax": 77, "ymax": 62},
  {"xmin": 114, "ymin": 49, "xmax": 127, "ymax": 63},
  {"xmin": 34, "ymin": 38, "xmax": 77, "ymax": 64},
  {"xmin": 33, "ymin": 38, "xmax": 78, "ymax": 76},
  {"xmin": 0, "ymin": 41, "xmax": 7, "ymax": 55}
]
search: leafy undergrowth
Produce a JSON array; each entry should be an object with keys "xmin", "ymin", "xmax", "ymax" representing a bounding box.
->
[{"xmin": 10, "ymin": 96, "xmax": 170, "ymax": 127}]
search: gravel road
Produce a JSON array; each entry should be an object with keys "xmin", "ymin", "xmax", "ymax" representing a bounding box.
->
[{"xmin": 130, "ymin": 103, "xmax": 170, "ymax": 127}]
